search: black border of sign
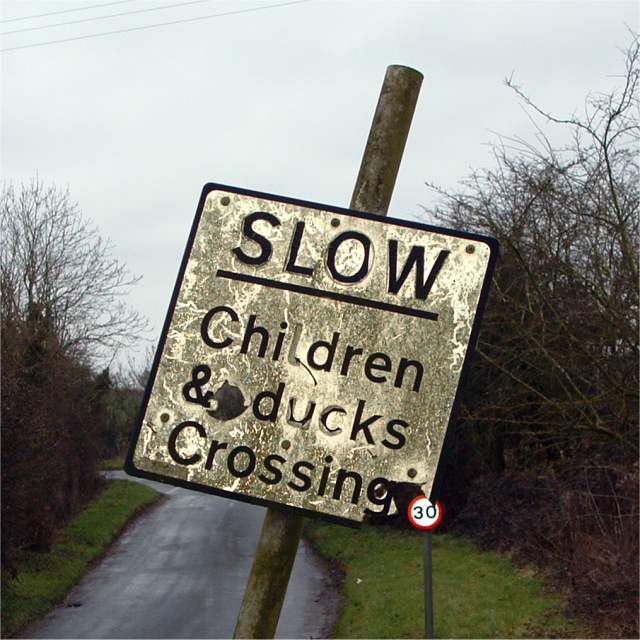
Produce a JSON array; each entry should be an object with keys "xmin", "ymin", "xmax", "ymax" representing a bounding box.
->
[{"xmin": 124, "ymin": 183, "xmax": 499, "ymax": 528}]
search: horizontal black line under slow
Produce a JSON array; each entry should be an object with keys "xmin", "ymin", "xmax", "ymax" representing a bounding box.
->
[{"xmin": 215, "ymin": 270, "xmax": 439, "ymax": 321}]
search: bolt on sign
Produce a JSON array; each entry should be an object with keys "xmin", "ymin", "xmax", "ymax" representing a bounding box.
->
[{"xmin": 125, "ymin": 184, "xmax": 498, "ymax": 525}]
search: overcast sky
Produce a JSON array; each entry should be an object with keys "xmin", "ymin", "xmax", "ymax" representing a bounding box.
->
[{"xmin": 2, "ymin": 0, "xmax": 637, "ymax": 370}]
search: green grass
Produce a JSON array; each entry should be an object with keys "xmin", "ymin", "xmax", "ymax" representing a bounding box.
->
[
  {"xmin": 98, "ymin": 456, "xmax": 125, "ymax": 471},
  {"xmin": 1, "ymin": 480, "xmax": 159, "ymax": 638},
  {"xmin": 305, "ymin": 521, "xmax": 577, "ymax": 639}
]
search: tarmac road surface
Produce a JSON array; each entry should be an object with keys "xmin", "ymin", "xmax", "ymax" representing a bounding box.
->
[{"xmin": 23, "ymin": 472, "xmax": 337, "ymax": 639}]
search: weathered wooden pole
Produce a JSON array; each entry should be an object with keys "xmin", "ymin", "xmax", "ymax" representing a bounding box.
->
[
  {"xmin": 350, "ymin": 64, "xmax": 423, "ymax": 214},
  {"xmin": 232, "ymin": 509, "xmax": 305, "ymax": 638},
  {"xmin": 232, "ymin": 64, "xmax": 423, "ymax": 640}
]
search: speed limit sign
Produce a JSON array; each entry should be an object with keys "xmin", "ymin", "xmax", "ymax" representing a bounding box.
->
[{"xmin": 407, "ymin": 496, "xmax": 443, "ymax": 531}]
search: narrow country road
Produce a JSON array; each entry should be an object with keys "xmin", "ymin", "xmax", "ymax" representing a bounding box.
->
[{"xmin": 22, "ymin": 472, "xmax": 337, "ymax": 639}]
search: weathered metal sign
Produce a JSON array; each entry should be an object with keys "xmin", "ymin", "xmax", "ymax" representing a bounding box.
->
[{"xmin": 125, "ymin": 184, "xmax": 497, "ymax": 525}]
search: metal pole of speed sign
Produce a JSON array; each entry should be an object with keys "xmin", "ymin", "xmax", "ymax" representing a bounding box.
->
[
  {"xmin": 424, "ymin": 532, "xmax": 434, "ymax": 639},
  {"xmin": 408, "ymin": 496, "xmax": 443, "ymax": 638}
]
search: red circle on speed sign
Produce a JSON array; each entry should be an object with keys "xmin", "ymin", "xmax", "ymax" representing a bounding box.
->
[{"xmin": 407, "ymin": 496, "xmax": 443, "ymax": 531}]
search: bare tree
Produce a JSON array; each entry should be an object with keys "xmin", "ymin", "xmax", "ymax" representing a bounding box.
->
[
  {"xmin": 428, "ymin": 35, "xmax": 639, "ymax": 460},
  {"xmin": 1, "ymin": 177, "xmax": 148, "ymax": 364},
  {"xmin": 427, "ymin": 38, "xmax": 639, "ymax": 635}
]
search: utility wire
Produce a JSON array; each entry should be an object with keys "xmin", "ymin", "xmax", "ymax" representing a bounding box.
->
[
  {"xmin": 0, "ymin": 0, "xmax": 311, "ymax": 53},
  {"xmin": 2, "ymin": 0, "xmax": 217, "ymax": 36},
  {"xmin": 0, "ymin": 0, "xmax": 138, "ymax": 24}
]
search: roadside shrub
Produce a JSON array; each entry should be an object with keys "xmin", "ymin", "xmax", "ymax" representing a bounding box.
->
[
  {"xmin": 1, "ymin": 178, "xmax": 146, "ymax": 566},
  {"xmin": 442, "ymin": 465, "xmax": 639, "ymax": 637}
]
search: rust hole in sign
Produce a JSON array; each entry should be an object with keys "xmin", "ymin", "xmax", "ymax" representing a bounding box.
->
[{"xmin": 207, "ymin": 381, "xmax": 248, "ymax": 421}]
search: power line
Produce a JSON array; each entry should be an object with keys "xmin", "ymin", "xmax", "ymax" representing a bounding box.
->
[
  {"xmin": 2, "ymin": 0, "xmax": 217, "ymax": 36},
  {"xmin": 0, "ymin": 0, "xmax": 138, "ymax": 24},
  {"xmin": 0, "ymin": 0, "xmax": 312, "ymax": 53}
]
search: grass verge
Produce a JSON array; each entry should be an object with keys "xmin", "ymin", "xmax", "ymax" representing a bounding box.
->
[
  {"xmin": 305, "ymin": 520, "xmax": 578, "ymax": 639},
  {"xmin": 1, "ymin": 479, "xmax": 160, "ymax": 637},
  {"xmin": 98, "ymin": 456, "xmax": 125, "ymax": 471}
]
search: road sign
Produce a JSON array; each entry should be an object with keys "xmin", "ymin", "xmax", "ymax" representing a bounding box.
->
[
  {"xmin": 407, "ymin": 496, "xmax": 443, "ymax": 530},
  {"xmin": 125, "ymin": 183, "xmax": 498, "ymax": 525}
]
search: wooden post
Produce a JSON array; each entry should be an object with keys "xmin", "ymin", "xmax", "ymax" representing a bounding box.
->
[
  {"xmin": 351, "ymin": 64, "xmax": 423, "ymax": 214},
  {"xmin": 232, "ymin": 64, "xmax": 423, "ymax": 640},
  {"xmin": 232, "ymin": 509, "xmax": 304, "ymax": 639}
]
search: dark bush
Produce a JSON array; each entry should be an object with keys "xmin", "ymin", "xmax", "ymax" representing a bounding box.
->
[
  {"xmin": 1, "ymin": 311, "xmax": 100, "ymax": 559},
  {"xmin": 440, "ymin": 464, "xmax": 638, "ymax": 637}
]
